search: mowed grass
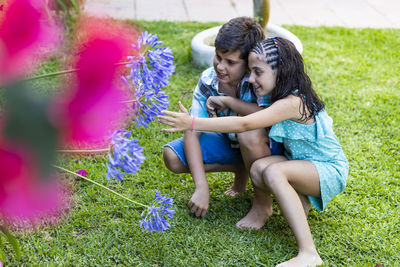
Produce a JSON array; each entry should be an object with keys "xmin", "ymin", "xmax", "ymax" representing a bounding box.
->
[{"xmin": 3, "ymin": 21, "xmax": 399, "ymax": 266}]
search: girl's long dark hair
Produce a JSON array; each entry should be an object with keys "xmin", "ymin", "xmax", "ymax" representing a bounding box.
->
[{"xmin": 252, "ymin": 37, "xmax": 324, "ymax": 121}]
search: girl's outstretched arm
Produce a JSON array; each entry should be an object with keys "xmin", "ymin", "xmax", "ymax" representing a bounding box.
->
[
  {"xmin": 206, "ymin": 96, "xmax": 264, "ymax": 117},
  {"xmin": 159, "ymin": 96, "xmax": 300, "ymax": 133}
]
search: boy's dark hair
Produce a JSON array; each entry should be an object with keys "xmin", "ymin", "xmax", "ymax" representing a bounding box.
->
[
  {"xmin": 214, "ymin": 16, "xmax": 265, "ymax": 62},
  {"xmin": 251, "ymin": 37, "xmax": 325, "ymax": 121}
]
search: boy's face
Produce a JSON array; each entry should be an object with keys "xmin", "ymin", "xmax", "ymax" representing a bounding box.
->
[{"xmin": 213, "ymin": 49, "xmax": 247, "ymax": 87}]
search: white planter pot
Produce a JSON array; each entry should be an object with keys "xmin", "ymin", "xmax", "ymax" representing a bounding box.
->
[{"xmin": 191, "ymin": 23, "xmax": 303, "ymax": 68}]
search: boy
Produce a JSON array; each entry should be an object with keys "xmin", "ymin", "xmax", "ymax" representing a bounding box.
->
[{"xmin": 163, "ymin": 17, "xmax": 274, "ymax": 229}]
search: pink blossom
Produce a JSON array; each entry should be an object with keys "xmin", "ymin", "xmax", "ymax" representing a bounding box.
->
[
  {"xmin": 76, "ymin": 169, "xmax": 88, "ymax": 177},
  {"xmin": 0, "ymin": 0, "xmax": 61, "ymax": 84},
  {"xmin": 0, "ymin": 144, "xmax": 68, "ymax": 227},
  {"xmin": 55, "ymin": 17, "xmax": 137, "ymax": 148},
  {"xmin": 61, "ymin": 38, "xmax": 125, "ymax": 147}
]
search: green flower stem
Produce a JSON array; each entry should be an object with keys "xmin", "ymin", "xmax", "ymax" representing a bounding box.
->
[
  {"xmin": 24, "ymin": 68, "xmax": 78, "ymax": 81},
  {"xmin": 24, "ymin": 61, "xmax": 131, "ymax": 81},
  {"xmin": 54, "ymin": 165, "xmax": 149, "ymax": 208},
  {"xmin": 121, "ymin": 99, "xmax": 138, "ymax": 104},
  {"xmin": 57, "ymin": 148, "xmax": 110, "ymax": 153}
]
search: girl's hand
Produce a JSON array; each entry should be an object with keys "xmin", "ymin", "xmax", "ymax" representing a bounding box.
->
[
  {"xmin": 206, "ymin": 96, "xmax": 227, "ymax": 116},
  {"xmin": 159, "ymin": 102, "xmax": 193, "ymax": 132}
]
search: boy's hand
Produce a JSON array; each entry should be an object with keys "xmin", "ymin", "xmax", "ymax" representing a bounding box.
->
[
  {"xmin": 206, "ymin": 96, "xmax": 227, "ymax": 116},
  {"xmin": 188, "ymin": 188, "xmax": 209, "ymax": 218},
  {"xmin": 159, "ymin": 102, "xmax": 192, "ymax": 132}
]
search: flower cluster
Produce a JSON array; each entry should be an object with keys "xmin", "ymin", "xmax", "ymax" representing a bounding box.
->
[
  {"xmin": 140, "ymin": 190, "xmax": 174, "ymax": 232},
  {"xmin": 103, "ymin": 32, "xmax": 176, "ymax": 231},
  {"xmin": 123, "ymin": 31, "xmax": 175, "ymax": 128},
  {"xmin": 129, "ymin": 31, "xmax": 175, "ymax": 91},
  {"xmin": 103, "ymin": 32, "xmax": 175, "ymax": 231},
  {"xmin": 106, "ymin": 130, "xmax": 145, "ymax": 181},
  {"xmin": 126, "ymin": 80, "xmax": 170, "ymax": 128}
]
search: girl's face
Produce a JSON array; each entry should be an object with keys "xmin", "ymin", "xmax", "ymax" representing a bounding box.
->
[
  {"xmin": 248, "ymin": 52, "xmax": 277, "ymax": 97},
  {"xmin": 213, "ymin": 49, "xmax": 247, "ymax": 87}
]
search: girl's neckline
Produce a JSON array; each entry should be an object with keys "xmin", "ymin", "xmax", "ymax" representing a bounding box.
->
[{"xmin": 287, "ymin": 118, "xmax": 316, "ymax": 126}]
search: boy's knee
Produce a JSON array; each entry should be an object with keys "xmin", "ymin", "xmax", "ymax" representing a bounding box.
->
[
  {"xmin": 237, "ymin": 130, "xmax": 270, "ymax": 154},
  {"xmin": 163, "ymin": 147, "xmax": 185, "ymax": 173},
  {"xmin": 250, "ymin": 159, "xmax": 266, "ymax": 187}
]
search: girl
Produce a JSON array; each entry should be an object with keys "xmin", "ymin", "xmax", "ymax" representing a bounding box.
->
[{"xmin": 159, "ymin": 37, "xmax": 348, "ymax": 267}]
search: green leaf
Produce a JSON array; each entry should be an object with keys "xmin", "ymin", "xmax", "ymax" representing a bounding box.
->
[
  {"xmin": 70, "ymin": 0, "xmax": 80, "ymax": 13},
  {"xmin": 0, "ymin": 234, "xmax": 4, "ymax": 262},
  {"xmin": 3, "ymin": 82, "xmax": 59, "ymax": 179},
  {"xmin": 57, "ymin": 0, "xmax": 71, "ymax": 19},
  {"xmin": 0, "ymin": 227, "xmax": 21, "ymax": 261},
  {"xmin": 0, "ymin": 248, "xmax": 6, "ymax": 263}
]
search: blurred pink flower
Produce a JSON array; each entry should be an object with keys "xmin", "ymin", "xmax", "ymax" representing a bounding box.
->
[
  {"xmin": 55, "ymin": 17, "xmax": 137, "ymax": 148},
  {"xmin": 76, "ymin": 169, "xmax": 87, "ymax": 177},
  {"xmin": 0, "ymin": 144, "xmax": 68, "ymax": 226},
  {"xmin": 60, "ymin": 38, "xmax": 125, "ymax": 147},
  {"xmin": 0, "ymin": 0, "xmax": 61, "ymax": 84}
]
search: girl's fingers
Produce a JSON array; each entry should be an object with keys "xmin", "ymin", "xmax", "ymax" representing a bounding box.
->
[
  {"xmin": 161, "ymin": 127, "xmax": 180, "ymax": 133},
  {"xmin": 161, "ymin": 102, "xmax": 188, "ymax": 116},
  {"xmin": 178, "ymin": 101, "xmax": 188, "ymax": 113},
  {"xmin": 157, "ymin": 115, "xmax": 167, "ymax": 123},
  {"xmin": 161, "ymin": 110, "xmax": 177, "ymax": 116},
  {"xmin": 158, "ymin": 116, "xmax": 175, "ymax": 126},
  {"xmin": 159, "ymin": 103, "xmax": 190, "ymax": 132}
]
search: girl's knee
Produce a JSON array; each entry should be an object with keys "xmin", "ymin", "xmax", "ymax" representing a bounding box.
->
[{"xmin": 263, "ymin": 163, "xmax": 286, "ymax": 189}]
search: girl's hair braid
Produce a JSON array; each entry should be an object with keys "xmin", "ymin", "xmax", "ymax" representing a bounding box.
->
[{"xmin": 251, "ymin": 38, "xmax": 280, "ymax": 70}]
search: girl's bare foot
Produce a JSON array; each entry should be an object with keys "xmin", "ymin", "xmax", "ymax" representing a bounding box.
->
[
  {"xmin": 275, "ymin": 251, "xmax": 323, "ymax": 267},
  {"xmin": 235, "ymin": 201, "xmax": 273, "ymax": 230}
]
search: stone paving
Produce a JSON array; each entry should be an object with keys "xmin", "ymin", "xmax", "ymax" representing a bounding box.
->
[{"xmin": 84, "ymin": 0, "xmax": 400, "ymax": 28}]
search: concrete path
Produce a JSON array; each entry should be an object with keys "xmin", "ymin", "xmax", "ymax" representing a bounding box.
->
[{"xmin": 84, "ymin": 0, "xmax": 400, "ymax": 28}]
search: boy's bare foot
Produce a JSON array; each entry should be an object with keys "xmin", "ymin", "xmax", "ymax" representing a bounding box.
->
[
  {"xmin": 235, "ymin": 201, "xmax": 273, "ymax": 230},
  {"xmin": 224, "ymin": 184, "xmax": 246, "ymax": 197},
  {"xmin": 188, "ymin": 188, "xmax": 210, "ymax": 218},
  {"xmin": 224, "ymin": 171, "xmax": 248, "ymax": 197},
  {"xmin": 275, "ymin": 251, "xmax": 323, "ymax": 267}
]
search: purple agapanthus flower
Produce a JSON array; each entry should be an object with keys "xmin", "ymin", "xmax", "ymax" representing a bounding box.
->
[
  {"xmin": 130, "ymin": 82, "xmax": 169, "ymax": 128},
  {"xmin": 123, "ymin": 31, "xmax": 175, "ymax": 128},
  {"xmin": 106, "ymin": 130, "xmax": 145, "ymax": 181},
  {"xmin": 140, "ymin": 190, "xmax": 175, "ymax": 232}
]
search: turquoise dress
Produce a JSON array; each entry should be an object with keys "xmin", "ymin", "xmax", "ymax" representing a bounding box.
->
[{"xmin": 269, "ymin": 110, "xmax": 349, "ymax": 211}]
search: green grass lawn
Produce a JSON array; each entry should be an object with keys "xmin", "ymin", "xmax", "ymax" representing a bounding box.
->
[{"xmin": 4, "ymin": 21, "xmax": 400, "ymax": 266}]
